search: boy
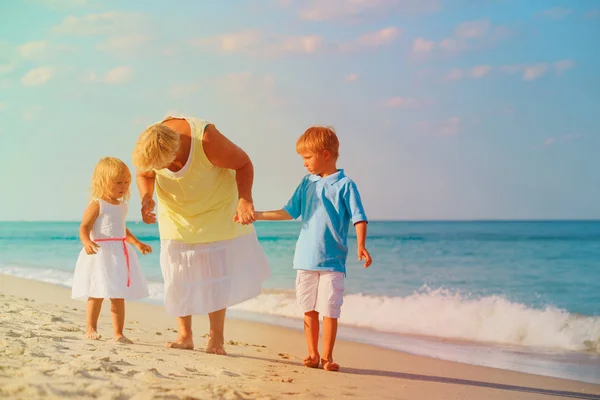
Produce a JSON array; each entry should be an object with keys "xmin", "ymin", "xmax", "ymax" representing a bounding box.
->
[{"xmin": 254, "ymin": 126, "xmax": 372, "ymax": 371}]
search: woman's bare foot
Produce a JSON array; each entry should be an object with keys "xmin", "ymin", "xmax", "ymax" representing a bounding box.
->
[
  {"xmin": 114, "ymin": 335, "xmax": 133, "ymax": 344},
  {"xmin": 321, "ymin": 359, "xmax": 340, "ymax": 372},
  {"xmin": 165, "ymin": 336, "xmax": 194, "ymax": 350},
  {"xmin": 85, "ymin": 329, "xmax": 101, "ymax": 340},
  {"xmin": 303, "ymin": 355, "xmax": 320, "ymax": 368},
  {"xmin": 205, "ymin": 336, "xmax": 226, "ymax": 355}
]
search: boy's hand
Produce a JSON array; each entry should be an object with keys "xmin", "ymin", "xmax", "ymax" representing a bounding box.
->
[
  {"xmin": 136, "ymin": 242, "xmax": 152, "ymax": 255},
  {"xmin": 358, "ymin": 247, "xmax": 372, "ymax": 268},
  {"xmin": 83, "ymin": 240, "xmax": 100, "ymax": 255}
]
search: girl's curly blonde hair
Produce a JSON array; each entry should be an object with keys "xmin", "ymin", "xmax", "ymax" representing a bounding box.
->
[
  {"xmin": 132, "ymin": 123, "xmax": 181, "ymax": 171},
  {"xmin": 91, "ymin": 157, "xmax": 131, "ymax": 202}
]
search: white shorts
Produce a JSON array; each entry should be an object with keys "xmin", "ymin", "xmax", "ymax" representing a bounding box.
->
[{"xmin": 295, "ymin": 270, "xmax": 345, "ymax": 318}]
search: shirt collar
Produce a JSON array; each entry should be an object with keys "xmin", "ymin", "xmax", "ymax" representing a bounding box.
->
[{"xmin": 308, "ymin": 169, "xmax": 345, "ymax": 184}]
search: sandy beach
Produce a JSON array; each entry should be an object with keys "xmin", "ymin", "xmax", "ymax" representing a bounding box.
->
[{"xmin": 1, "ymin": 275, "xmax": 599, "ymax": 400}]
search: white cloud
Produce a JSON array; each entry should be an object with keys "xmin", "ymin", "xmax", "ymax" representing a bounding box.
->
[
  {"xmin": 52, "ymin": 12, "xmax": 148, "ymax": 36},
  {"xmin": 296, "ymin": 0, "xmax": 440, "ymax": 22},
  {"xmin": 522, "ymin": 64, "xmax": 547, "ymax": 81},
  {"xmin": 444, "ymin": 68, "xmax": 463, "ymax": 81},
  {"xmin": 413, "ymin": 37, "xmax": 435, "ymax": 52},
  {"xmin": 21, "ymin": 66, "xmax": 56, "ymax": 86},
  {"xmin": 345, "ymin": 73, "xmax": 359, "ymax": 82},
  {"xmin": 554, "ymin": 59, "xmax": 574, "ymax": 75},
  {"xmin": 440, "ymin": 117, "xmax": 462, "ymax": 136},
  {"xmin": 541, "ymin": 8, "xmax": 572, "ymax": 20},
  {"xmin": 357, "ymin": 27, "xmax": 401, "ymax": 46},
  {"xmin": 455, "ymin": 19, "xmax": 491, "ymax": 39},
  {"xmin": 0, "ymin": 102, "xmax": 6, "ymax": 111},
  {"xmin": 585, "ymin": 9, "xmax": 599, "ymax": 19},
  {"xmin": 0, "ymin": 80, "xmax": 10, "ymax": 89},
  {"xmin": 95, "ymin": 35, "xmax": 151, "ymax": 53},
  {"xmin": 24, "ymin": 106, "xmax": 43, "ymax": 121},
  {"xmin": 384, "ymin": 97, "xmax": 418, "ymax": 108},
  {"xmin": 34, "ymin": 0, "xmax": 87, "ymax": 8},
  {"xmin": 18, "ymin": 40, "xmax": 73, "ymax": 60},
  {"xmin": 471, "ymin": 65, "xmax": 492, "ymax": 78},
  {"xmin": 89, "ymin": 66, "xmax": 133, "ymax": 84},
  {"xmin": 0, "ymin": 63, "xmax": 14, "ymax": 74},
  {"xmin": 192, "ymin": 31, "xmax": 321, "ymax": 55},
  {"xmin": 537, "ymin": 134, "xmax": 581, "ymax": 149}
]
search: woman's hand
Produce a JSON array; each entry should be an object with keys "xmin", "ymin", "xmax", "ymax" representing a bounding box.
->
[
  {"xmin": 135, "ymin": 242, "xmax": 152, "ymax": 255},
  {"xmin": 141, "ymin": 196, "xmax": 156, "ymax": 224},
  {"xmin": 235, "ymin": 198, "xmax": 256, "ymax": 225}
]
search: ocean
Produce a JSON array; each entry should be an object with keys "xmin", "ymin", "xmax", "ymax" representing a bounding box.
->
[{"xmin": 1, "ymin": 220, "xmax": 599, "ymax": 384}]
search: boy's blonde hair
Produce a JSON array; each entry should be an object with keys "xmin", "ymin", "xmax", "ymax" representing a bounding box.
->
[
  {"xmin": 91, "ymin": 157, "xmax": 131, "ymax": 202},
  {"xmin": 296, "ymin": 126, "xmax": 339, "ymax": 160},
  {"xmin": 132, "ymin": 123, "xmax": 181, "ymax": 171}
]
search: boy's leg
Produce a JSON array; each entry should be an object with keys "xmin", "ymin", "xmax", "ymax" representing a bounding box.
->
[
  {"xmin": 166, "ymin": 316, "xmax": 194, "ymax": 349},
  {"xmin": 85, "ymin": 297, "xmax": 103, "ymax": 340},
  {"xmin": 109, "ymin": 298, "xmax": 133, "ymax": 343},
  {"xmin": 317, "ymin": 272, "xmax": 344, "ymax": 371},
  {"xmin": 296, "ymin": 270, "xmax": 320, "ymax": 368}
]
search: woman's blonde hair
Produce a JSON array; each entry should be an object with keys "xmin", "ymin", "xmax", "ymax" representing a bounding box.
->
[
  {"xmin": 91, "ymin": 157, "xmax": 131, "ymax": 202},
  {"xmin": 296, "ymin": 126, "xmax": 339, "ymax": 159},
  {"xmin": 132, "ymin": 123, "xmax": 181, "ymax": 171}
]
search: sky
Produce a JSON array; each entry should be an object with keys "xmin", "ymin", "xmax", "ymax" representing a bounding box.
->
[{"xmin": 0, "ymin": 0, "xmax": 599, "ymax": 221}]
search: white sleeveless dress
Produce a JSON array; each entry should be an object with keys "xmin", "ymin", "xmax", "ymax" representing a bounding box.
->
[{"xmin": 71, "ymin": 199, "xmax": 149, "ymax": 300}]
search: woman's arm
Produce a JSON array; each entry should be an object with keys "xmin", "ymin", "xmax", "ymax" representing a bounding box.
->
[{"xmin": 136, "ymin": 170, "xmax": 157, "ymax": 224}]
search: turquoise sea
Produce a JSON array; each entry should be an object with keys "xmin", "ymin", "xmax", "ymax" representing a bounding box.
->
[{"xmin": 1, "ymin": 220, "xmax": 599, "ymax": 383}]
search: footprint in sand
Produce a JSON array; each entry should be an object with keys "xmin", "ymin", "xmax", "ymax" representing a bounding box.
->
[{"xmin": 278, "ymin": 353, "xmax": 291, "ymax": 359}]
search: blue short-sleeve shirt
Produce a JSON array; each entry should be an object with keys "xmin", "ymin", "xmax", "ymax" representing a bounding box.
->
[{"xmin": 283, "ymin": 169, "xmax": 368, "ymax": 274}]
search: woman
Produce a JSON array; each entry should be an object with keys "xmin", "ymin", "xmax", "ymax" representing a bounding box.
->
[{"xmin": 132, "ymin": 115, "xmax": 270, "ymax": 355}]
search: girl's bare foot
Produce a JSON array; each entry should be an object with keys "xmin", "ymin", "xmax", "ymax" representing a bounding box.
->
[
  {"xmin": 205, "ymin": 336, "xmax": 226, "ymax": 355},
  {"xmin": 321, "ymin": 359, "xmax": 340, "ymax": 372},
  {"xmin": 114, "ymin": 335, "xmax": 133, "ymax": 344},
  {"xmin": 85, "ymin": 330, "xmax": 100, "ymax": 340},
  {"xmin": 303, "ymin": 355, "xmax": 320, "ymax": 368},
  {"xmin": 165, "ymin": 336, "xmax": 194, "ymax": 350}
]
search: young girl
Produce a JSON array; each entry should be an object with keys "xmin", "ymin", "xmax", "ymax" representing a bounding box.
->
[{"xmin": 72, "ymin": 157, "xmax": 151, "ymax": 343}]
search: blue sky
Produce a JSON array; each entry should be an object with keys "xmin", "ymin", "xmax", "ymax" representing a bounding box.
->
[{"xmin": 0, "ymin": 0, "xmax": 599, "ymax": 221}]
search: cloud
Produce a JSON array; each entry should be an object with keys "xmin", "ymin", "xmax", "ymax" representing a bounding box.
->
[
  {"xmin": 169, "ymin": 82, "xmax": 203, "ymax": 98},
  {"xmin": 341, "ymin": 27, "xmax": 402, "ymax": 52},
  {"xmin": 95, "ymin": 35, "xmax": 151, "ymax": 53},
  {"xmin": 414, "ymin": 117, "xmax": 462, "ymax": 136},
  {"xmin": 293, "ymin": 0, "xmax": 440, "ymax": 22},
  {"xmin": 24, "ymin": 106, "xmax": 43, "ymax": 121},
  {"xmin": 384, "ymin": 97, "xmax": 418, "ymax": 108},
  {"xmin": 33, "ymin": 0, "xmax": 87, "ymax": 8},
  {"xmin": 89, "ymin": 66, "xmax": 133, "ymax": 84},
  {"xmin": 471, "ymin": 65, "xmax": 492, "ymax": 78},
  {"xmin": 345, "ymin": 73, "xmax": 359, "ymax": 82},
  {"xmin": 455, "ymin": 19, "xmax": 491, "ymax": 39},
  {"xmin": 554, "ymin": 59, "xmax": 574, "ymax": 75},
  {"xmin": 444, "ymin": 68, "xmax": 463, "ymax": 81},
  {"xmin": 536, "ymin": 134, "xmax": 581, "ymax": 149},
  {"xmin": 52, "ymin": 12, "xmax": 148, "ymax": 36},
  {"xmin": 0, "ymin": 63, "xmax": 14, "ymax": 74},
  {"xmin": 412, "ymin": 37, "xmax": 435, "ymax": 53},
  {"xmin": 21, "ymin": 66, "xmax": 56, "ymax": 86},
  {"xmin": 0, "ymin": 80, "xmax": 10, "ymax": 89},
  {"xmin": 522, "ymin": 64, "xmax": 547, "ymax": 81},
  {"xmin": 585, "ymin": 9, "xmax": 599, "ymax": 19},
  {"xmin": 412, "ymin": 19, "xmax": 514, "ymax": 58},
  {"xmin": 18, "ymin": 40, "xmax": 73, "ymax": 60},
  {"xmin": 0, "ymin": 102, "xmax": 6, "ymax": 111},
  {"xmin": 540, "ymin": 8, "xmax": 572, "ymax": 20},
  {"xmin": 214, "ymin": 72, "xmax": 288, "ymax": 108},
  {"xmin": 192, "ymin": 31, "xmax": 322, "ymax": 55}
]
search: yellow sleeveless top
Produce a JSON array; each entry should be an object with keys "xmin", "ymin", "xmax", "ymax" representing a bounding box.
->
[{"xmin": 154, "ymin": 117, "xmax": 253, "ymax": 243}]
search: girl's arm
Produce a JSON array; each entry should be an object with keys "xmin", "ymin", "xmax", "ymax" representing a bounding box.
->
[
  {"xmin": 126, "ymin": 227, "xmax": 152, "ymax": 255},
  {"xmin": 255, "ymin": 210, "xmax": 293, "ymax": 221},
  {"xmin": 80, "ymin": 201, "xmax": 100, "ymax": 255}
]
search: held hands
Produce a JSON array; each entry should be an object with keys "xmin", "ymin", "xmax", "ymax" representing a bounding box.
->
[
  {"xmin": 135, "ymin": 242, "xmax": 152, "ymax": 255},
  {"xmin": 83, "ymin": 239, "xmax": 100, "ymax": 255},
  {"xmin": 358, "ymin": 247, "xmax": 372, "ymax": 268},
  {"xmin": 233, "ymin": 198, "xmax": 256, "ymax": 225},
  {"xmin": 141, "ymin": 196, "xmax": 156, "ymax": 224}
]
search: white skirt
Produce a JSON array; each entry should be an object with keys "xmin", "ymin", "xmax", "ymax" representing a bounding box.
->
[
  {"xmin": 160, "ymin": 231, "xmax": 271, "ymax": 316},
  {"xmin": 71, "ymin": 242, "xmax": 149, "ymax": 301}
]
